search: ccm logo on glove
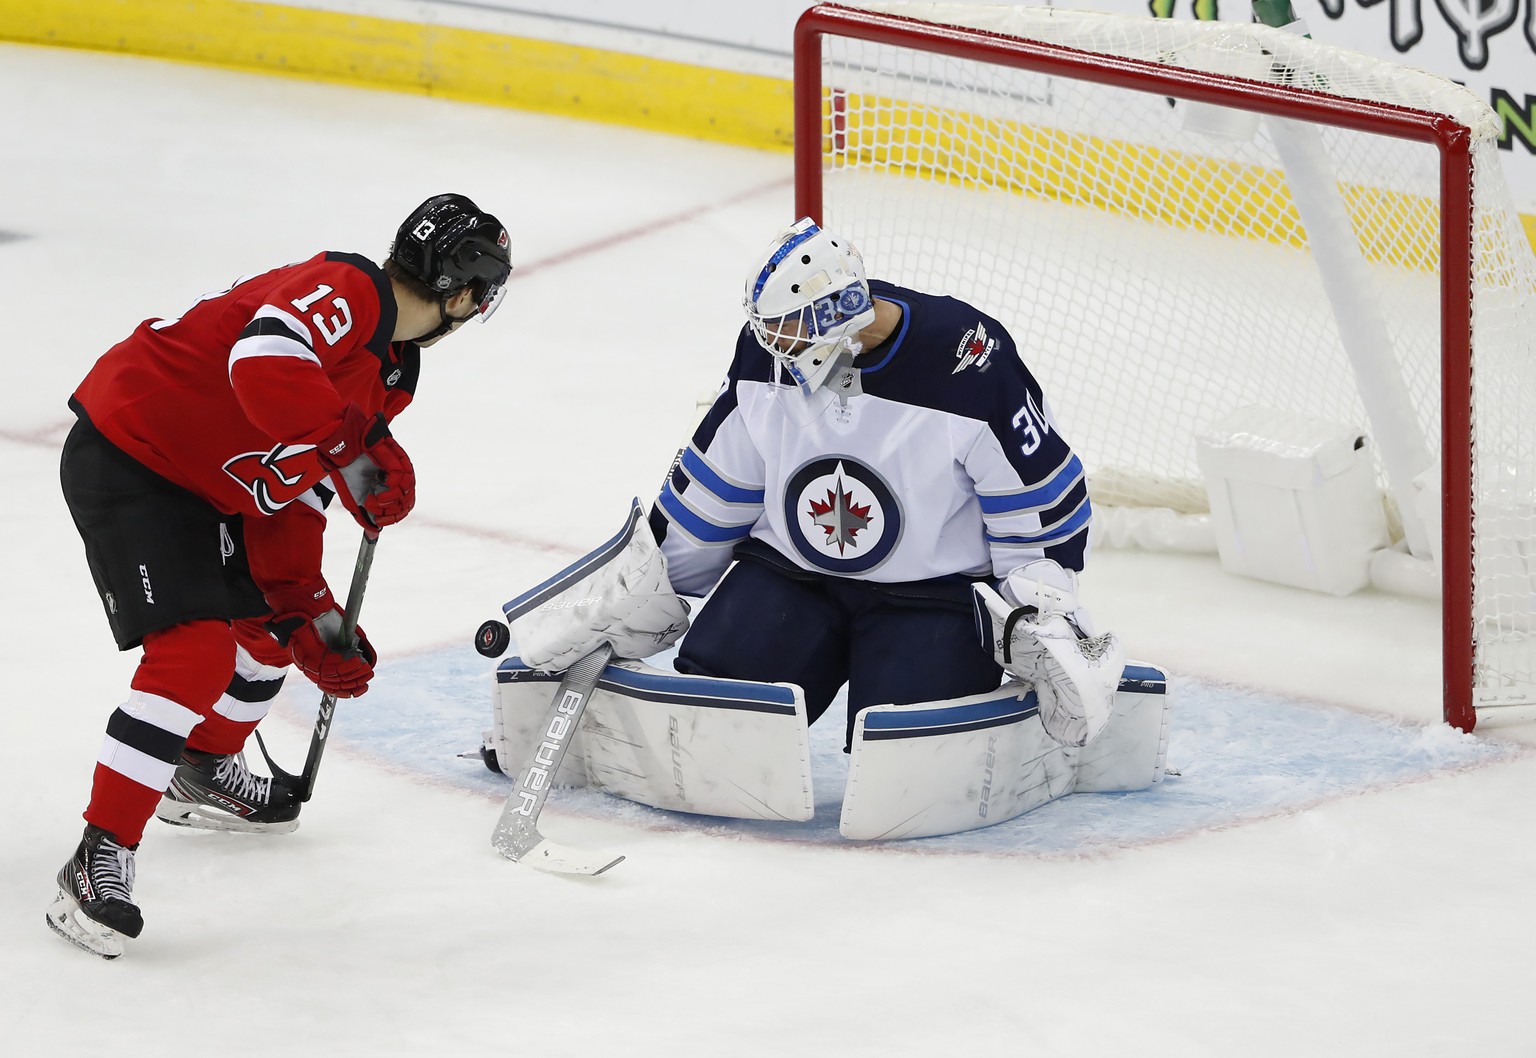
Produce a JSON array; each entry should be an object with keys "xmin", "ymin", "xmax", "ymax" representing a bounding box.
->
[
  {"xmin": 317, "ymin": 405, "xmax": 416, "ymax": 530},
  {"xmin": 265, "ymin": 582, "xmax": 377, "ymax": 698}
]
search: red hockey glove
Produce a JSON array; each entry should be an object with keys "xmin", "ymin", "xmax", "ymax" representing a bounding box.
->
[
  {"xmin": 266, "ymin": 583, "xmax": 377, "ymax": 698},
  {"xmin": 317, "ymin": 405, "xmax": 416, "ymax": 530}
]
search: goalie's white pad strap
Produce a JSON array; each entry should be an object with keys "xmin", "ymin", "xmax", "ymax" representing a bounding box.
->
[
  {"xmin": 492, "ymin": 657, "xmax": 814, "ymax": 822},
  {"xmin": 839, "ymin": 662, "xmax": 1169, "ymax": 841},
  {"xmin": 506, "ymin": 499, "xmax": 691, "ymax": 671}
]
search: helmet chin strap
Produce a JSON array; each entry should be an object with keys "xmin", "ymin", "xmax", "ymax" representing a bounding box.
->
[{"xmin": 411, "ymin": 294, "xmax": 467, "ymax": 343}]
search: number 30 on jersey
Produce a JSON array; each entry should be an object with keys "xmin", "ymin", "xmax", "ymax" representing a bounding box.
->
[{"xmin": 1011, "ymin": 392, "xmax": 1050, "ymax": 456}]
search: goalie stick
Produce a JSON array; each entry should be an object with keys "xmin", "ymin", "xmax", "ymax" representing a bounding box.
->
[
  {"xmin": 491, "ymin": 643, "xmax": 625, "ymax": 875},
  {"xmin": 255, "ymin": 527, "xmax": 379, "ymax": 807}
]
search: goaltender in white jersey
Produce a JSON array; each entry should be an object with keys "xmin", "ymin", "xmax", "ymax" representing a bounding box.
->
[
  {"xmin": 658, "ymin": 276, "xmax": 1085, "ymax": 595},
  {"xmin": 651, "ymin": 218, "xmax": 1123, "ymax": 750},
  {"xmin": 496, "ymin": 219, "xmax": 1164, "ymax": 844}
]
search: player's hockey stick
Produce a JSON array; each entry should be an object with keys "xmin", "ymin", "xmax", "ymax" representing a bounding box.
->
[
  {"xmin": 255, "ymin": 528, "xmax": 379, "ymax": 805},
  {"xmin": 491, "ymin": 642, "xmax": 625, "ymax": 875}
]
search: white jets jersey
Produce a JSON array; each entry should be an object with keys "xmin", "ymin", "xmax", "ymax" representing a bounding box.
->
[{"xmin": 651, "ymin": 280, "xmax": 1091, "ymax": 597}]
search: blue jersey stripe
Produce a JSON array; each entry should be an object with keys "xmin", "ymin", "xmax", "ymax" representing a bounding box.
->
[
  {"xmin": 986, "ymin": 499, "xmax": 1092, "ymax": 547},
  {"xmin": 658, "ymin": 487, "xmax": 755, "ymax": 544},
  {"xmin": 856, "ymin": 295, "xmax": 911, "ymax": 374},
  {"xmin": 680, "ymin": 448, "xmax": 765, "ymax": 505},
  {"xmin": 978, "ymin": 455, "xmax": 1085, "ymax": 514}
]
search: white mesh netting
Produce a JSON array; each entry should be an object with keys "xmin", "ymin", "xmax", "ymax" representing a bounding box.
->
[{"xmin": 808, "ymin": 3, "xmax": 1536, "ymax": 709}]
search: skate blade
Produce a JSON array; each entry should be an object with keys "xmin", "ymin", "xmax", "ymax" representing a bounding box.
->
[
  {"xmin": 155, "ymin": 798, "xmax": 300, "ymax": 835},
  {"xmin": 46, "ymin": 891, "xmax": 124, "ymax": 960}
]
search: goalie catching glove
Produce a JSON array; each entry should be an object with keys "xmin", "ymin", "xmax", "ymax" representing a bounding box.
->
[
  {"xmin": 317, "ymin": 404, "xmax": 416, "ymax": 530},
  {"xmin": 973, "ymin": 560, "xmax": 1126, "ymax": 748},
  {"xmin": 508, "ymin": 501, "xmax": 691, "ymax": 672},
  {"xmin": 265, "ymin": 581, "xmax": 376, "ymax": 697}
]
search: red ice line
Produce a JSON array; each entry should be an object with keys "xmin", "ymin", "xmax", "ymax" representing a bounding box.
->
[{"xmin": 514, "ymin": 176, "xmax": 791, "ymax": 278}]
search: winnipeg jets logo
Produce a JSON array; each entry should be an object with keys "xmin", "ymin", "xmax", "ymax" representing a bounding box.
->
[
  {"xmin": 783, "ymin": 457, "xmax": 902, "ymax": 574},
  {"xmin": 223, "ymin": 443, "xmax": 320, "ymax": 514},
  {"xmin": 808, "ymin": 474, "xmax": 873, "ymax": 555},
  {"xmin": 953, "ymin": 321, "xmax": 996, "ymax": 374}
]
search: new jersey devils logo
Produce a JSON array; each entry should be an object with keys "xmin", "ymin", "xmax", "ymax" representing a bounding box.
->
[{"xmin": 223, "ymin": 444, "xmax": 320, "ymax": 514}]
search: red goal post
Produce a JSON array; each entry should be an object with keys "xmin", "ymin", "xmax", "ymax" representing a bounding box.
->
[{"xmin": 792, "ymin": 3, "xmax": 1536, "ymax": 731}]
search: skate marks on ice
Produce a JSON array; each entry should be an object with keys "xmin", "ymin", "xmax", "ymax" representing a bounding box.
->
[{"xmin": 273, "ymin": 643, "xmax": 1524, "ymax": 858}]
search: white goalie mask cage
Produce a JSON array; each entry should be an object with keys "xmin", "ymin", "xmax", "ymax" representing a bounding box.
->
[{"xmin": 743, "ymin": 217, "xmax": 878, "ymax": 395}]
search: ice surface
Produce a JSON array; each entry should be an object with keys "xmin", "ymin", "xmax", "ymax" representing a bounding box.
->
[{"xmin": 4, "ymin": 43, "xmax": 1536, "ymax": 1058}]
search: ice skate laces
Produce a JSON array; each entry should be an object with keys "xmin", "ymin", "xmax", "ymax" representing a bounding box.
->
[
  {"xmin": 90, "ymin": 835, "xmax": 136, "ymax": 903},
  {"xmin": 213, "ymin": 752, "xmax": 274, "ymax": 806}
]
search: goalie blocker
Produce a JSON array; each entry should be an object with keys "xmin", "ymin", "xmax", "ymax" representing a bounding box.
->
[{"xmin": 488, "ymin": 656, "xmax": 1170, "ymax": 840}]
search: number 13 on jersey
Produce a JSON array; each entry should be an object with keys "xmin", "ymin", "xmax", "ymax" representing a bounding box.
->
[{"xmin": 291, "ymin": 284, "xmax": 353, "ymax": 346}]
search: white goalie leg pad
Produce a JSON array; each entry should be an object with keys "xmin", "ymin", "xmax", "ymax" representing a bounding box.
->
[
  {"xmin": 492, "ymin": 657, "xmax": 814, "ymax": 822},
  {"xmin": 840, "ymin": 685, "xmax": 1075, "ymax": 841},
  {"xmin": 492, "ymin": 661, "xmax": 592, "ymax": 787},
  {"xmin": 1072, "ymin": 662, "xmax": 1172, "ymax": 793},
  {"xmin": 840, "ymin": 662, "xmax": 1171, "ymax": 841},
  {"xmin": 504, "ymin": 499, "xmax": 691, "ymax": 672}
]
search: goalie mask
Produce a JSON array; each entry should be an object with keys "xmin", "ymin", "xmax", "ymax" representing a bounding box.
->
[
  {"xmin": 744, "ymin": 218, "xmax": 877, "ymax": 396},
  {"xmin": 391, "ymin": 194, "xmax": 513, "ymax": 326}
]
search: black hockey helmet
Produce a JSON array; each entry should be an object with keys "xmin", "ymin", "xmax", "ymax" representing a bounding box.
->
[{"xmin": 390, "ymin": 194, "xmax": 512, "ymax": 316}]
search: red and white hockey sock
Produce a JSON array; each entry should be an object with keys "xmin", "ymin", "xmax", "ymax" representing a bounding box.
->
[
  {"xmin": 83, "ymin": 620, "xmax": 234, "ymax": 845},
  {"xmin": 185, "ymin": 629, "xmax": 289, "ymax": 756}
]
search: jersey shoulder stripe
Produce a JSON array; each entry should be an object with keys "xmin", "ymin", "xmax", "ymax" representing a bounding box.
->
[
  {"xmin": 238, "ymin": 313, "xmax": 315, "ymax": 352},
  {"xmin": 680, "ymin": 447, "xmax": 765, "ymax": 506},
  {"xmin": 657, "ymin": 485, "xmax": 754, "ymax": 545},
  {"xmin": 986, "ymin": 497, "xmax": 1092, "ymax": 547},
  {"xmin": 977, "ymin": 453, "xmax": 1085, "ymax": 514}
]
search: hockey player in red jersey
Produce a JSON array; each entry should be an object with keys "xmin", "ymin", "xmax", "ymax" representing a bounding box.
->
[{"xmin": 46, "ymin": 194, "xmax": 512, "ymax": 959}]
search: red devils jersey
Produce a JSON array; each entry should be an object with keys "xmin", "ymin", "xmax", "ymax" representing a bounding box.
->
[{"xmin": 72, "ymin": 252, "xmax": 419, "ymax": 517}]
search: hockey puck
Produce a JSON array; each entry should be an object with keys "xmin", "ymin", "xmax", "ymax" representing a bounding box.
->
[{"xmin": 474, "ymin": 619, "xmax": 511, "ymax": 658}]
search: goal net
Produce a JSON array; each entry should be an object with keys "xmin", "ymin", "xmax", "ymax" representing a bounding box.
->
[{"xmin": 794, "ymin": 2, "xmax": 1536, "ymax": 729}]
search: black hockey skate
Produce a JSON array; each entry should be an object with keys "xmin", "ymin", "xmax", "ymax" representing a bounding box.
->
[
  {"xmin": 156, "ymin": 749, "xmax": 301, "ymax": 834},
  {"xmin": 46, "ymin": 825, "xmax": 143, "ymax": 959}
]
